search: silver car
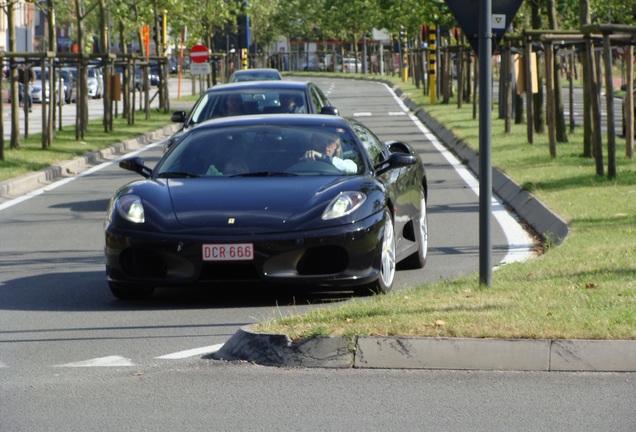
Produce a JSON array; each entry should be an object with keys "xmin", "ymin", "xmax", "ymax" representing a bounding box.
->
[
  {"xmin": 30, "ymin": 66, "xmax": 64, "ymax": 103},
  {"xmin": 87, "ymin": 66, "xmax": 103, "ymax": 99}
]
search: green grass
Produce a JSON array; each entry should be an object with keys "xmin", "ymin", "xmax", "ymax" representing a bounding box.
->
[
  {"xmin": 256, "ymin": 73, "xmax": 636, "ymax": 341},
  {"xmin": 0, "ymin": 110, "xmax": 173, "ymax": 183}
]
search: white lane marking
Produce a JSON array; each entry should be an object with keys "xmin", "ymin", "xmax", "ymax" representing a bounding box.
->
[
  {"xmin": 388, "ymin": 112, "xmax": 406, "ymax": 116},
  {"xmin": 156, "ymin": 344, "xmax": 224, "ymax": 359},
  {"xmin": 382, "ymin": 83, "xmax": 536, "ymax": 265},
  {"xmin": 55, "ymin": 356, "xmax": 136, "ymax": 367},
  {"xmin": 0, "ymin": 360, "xmax": 8, "ymax": 368},
  {"xmin": 0, "ymin": 142, "xmax": 161, "ymax": 212},
  {"xmin": 353, "ymin": 112, "xmax": 372, "ymax": 117}
]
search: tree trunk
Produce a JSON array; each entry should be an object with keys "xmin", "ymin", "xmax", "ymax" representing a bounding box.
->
[
  {"xmin": 602, "ymin": 33, "xmax": 616, "ymax": 179},
  {"xmin": 547, "ymin": 0, "xmax": 568, "ymax": 143},
  {"xmin": 8, "ymin": 1, "xmax": 20, "ymax": 149},
  {"xmin": 585, "ymin": 37, "xmax": 604, "ymax": 176},
  {"xmin": 525, "ymin": 36, "xmax": 535, "ymax": 144},
  {"xmin": 579, "ymin": 0, "xmax": 593, "ymax": 157}
]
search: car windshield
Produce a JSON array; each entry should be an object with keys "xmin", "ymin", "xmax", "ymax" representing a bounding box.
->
[
  {"xmin": 156, "ymin": 124, "xmax": 364, "ymax": 177},
  {"xmin": 33, "ymin": 69, "xmax": 49, "ymax": 80},
  {"xmin": 230, "ymin": 71, "xmax": 281, "ymax": 82},
  {"xmin": 188, "ymin": 89, "xmax": 307, "ymax": 125}
]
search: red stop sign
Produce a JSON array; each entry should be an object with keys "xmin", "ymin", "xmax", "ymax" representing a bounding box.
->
[{"xmin": 190, "ymin": 44, "xmax": 209, "ymax": 64}]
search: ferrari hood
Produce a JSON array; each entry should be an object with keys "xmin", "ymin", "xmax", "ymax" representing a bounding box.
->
[{"xmin": 166, "ymin": 177, "xmax": 344, "ymax": 230}]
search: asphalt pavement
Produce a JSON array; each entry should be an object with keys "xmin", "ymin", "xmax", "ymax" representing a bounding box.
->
[{"xmin": 1, "ymin": 78, "xmax": 634, "ymax": 372}]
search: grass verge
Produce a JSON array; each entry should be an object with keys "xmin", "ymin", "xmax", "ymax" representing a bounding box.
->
[
  {"xmin": 255, "ymin": 73, "xmax": 636, "ymax": 341},
  {"xmin": 0, "ymin": 110, "xmax": 173, "ymax": 183}
]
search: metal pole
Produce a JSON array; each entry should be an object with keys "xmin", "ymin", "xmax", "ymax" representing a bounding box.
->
[{"xmin": 478, "ymin": 0, "xmax": 492, "ymax": 286}]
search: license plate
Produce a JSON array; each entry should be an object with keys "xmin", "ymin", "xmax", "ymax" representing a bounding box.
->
[{"xmin": 202, "ymin": 243, "xmax": 254, "ymax": 261}]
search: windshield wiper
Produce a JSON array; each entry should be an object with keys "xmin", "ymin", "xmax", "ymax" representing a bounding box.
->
[
  {"xmin": 156, "ymin": 171, "xmax": 201, "ymax": 178},
  {"xmin": 231, "ymin": 171, "xmax": 298, "ymax": 177}
]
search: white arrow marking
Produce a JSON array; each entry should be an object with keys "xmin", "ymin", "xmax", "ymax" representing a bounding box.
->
[
  {"xmin": 156, "ymin": 344, "xmax": 224, "ymax": 360},
  {"xmin": 55, "ymin": 356, "xmax": 136, "ymax": 367}
]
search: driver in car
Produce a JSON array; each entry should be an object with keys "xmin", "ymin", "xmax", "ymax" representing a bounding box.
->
[{"xmin": 303, "ymin": 133, "xmax": 357, "ymax": 174}]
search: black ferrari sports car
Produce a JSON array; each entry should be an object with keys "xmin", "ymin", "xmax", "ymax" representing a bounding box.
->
[{"xmin": 104, "ymin": 114, "xmax": 428, "ymax": 299}]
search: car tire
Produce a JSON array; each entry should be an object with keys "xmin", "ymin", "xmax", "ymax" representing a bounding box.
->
[
  {"xmin": 401, "ymin": 190, "xmax": 428, "ymax": 269},
  {"xmin": 109, "ymin": 282, "xmax": 155, "ymax": 300},
  {"xmin": 360, "ymin": 208, "xmax": 396, "ymax": 295}
]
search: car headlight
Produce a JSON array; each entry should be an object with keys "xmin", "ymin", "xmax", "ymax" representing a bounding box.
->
[
  {"xmin": 322, "ymin": 192, "xmax": 366, "ymax": 220},
  {"xmin": 115, "ymin": 195, "xmax": 145, "ymax": 223}
]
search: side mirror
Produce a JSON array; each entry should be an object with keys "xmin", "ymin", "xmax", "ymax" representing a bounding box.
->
[
  {"xmin": 171, "ymin": 110, "xmax": 187, "ymax": 123},
  {"xmin": 320, "ymin": 106, "xmax": 340, "ymax": 116},
  {"xmin": 119, "ymin": 157, "xmax": 152, "ymax": 179},
  {"xmin": 386, "ymin": 140, "xmax": 412, "ymax": 154},
  {"xmin": 374, "ymin": 152, "xmax": 417, "ymax": 176}
]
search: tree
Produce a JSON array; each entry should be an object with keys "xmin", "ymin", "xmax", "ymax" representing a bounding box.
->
[
  {"xmin": 1, "ymin": 0, "xmax": 21, "ymax": 152},
  {"xmin": 547, "ymin": 0, "xmax": 568, "ymax": 144},
  {"xmin": 580, "ymin": 0, "xmax": 593, "ymax": 158}
]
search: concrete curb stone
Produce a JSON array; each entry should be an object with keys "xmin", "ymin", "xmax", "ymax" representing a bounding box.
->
[{"xmin": 213, "ymin": 326, "xmax": 636, "ymax": 372}]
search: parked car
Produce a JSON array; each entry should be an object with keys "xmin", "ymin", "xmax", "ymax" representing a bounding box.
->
[
  {"xmin": 59, "ymin": 67, "xmax": 77, "ymax": 103},
  {"xmin": 30, "ymin": 66, "xmax": 65, "ymax": 104},
  {"xmin": 228, "ymin": 68, "xmax": 282, "ymax": 82},
  {"xmin": 135, "ymin": 67, "xmax": 161, "ymax": 91},
  {"xmin": 167, "ymin": 80, "xmax": 339, "ymax": 150},
  {"xmin": 87, "ymin": 66, "xmax": 104, "ymax": 99},
  {"xmin": 301, "ymin": 56, "xmax": 325, "ymax": 71},
  {"xmin": 342, "ymin": 57, "xmax": 363, "ymax": 74},
  {"xmin": 104, "ymin": 114, "xmax": 428, "ymax": 299},
  {"xmin": 67, "ymin": 66, "xmax": 103, "ymax": 102}
]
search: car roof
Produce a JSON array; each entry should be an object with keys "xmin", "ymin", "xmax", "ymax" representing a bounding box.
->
[
  {"xmin": 231, "ymin": 68, "xmax": 280, "ymax": 75},
  {"xmin": 191, "ymin": 113, "xmax": 351, "ymax": 130},
  {"xmin": 206, "ymin": 80, "xmax": 312, "ymax": 93}
]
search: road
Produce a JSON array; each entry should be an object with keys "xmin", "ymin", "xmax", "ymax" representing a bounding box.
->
[
  {"xmin": 2, "ymin": 76, "xmax": 201, "ymax": 140},
  {"xmin": 1, "ymin": 77, "xmax": 634, "ymax": 431}
]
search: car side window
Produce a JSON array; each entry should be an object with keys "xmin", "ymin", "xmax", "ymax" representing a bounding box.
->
[
  {"xmin": 310, "ymin": 86, "xmax": 326, "ymax": 111},
  {"xmin": 189, "ymin": 94, "xmax": 216, "ymax": 125},
  {"xmin": 352, "ymin": 123, "xmax": 386, "ymax": 165}
]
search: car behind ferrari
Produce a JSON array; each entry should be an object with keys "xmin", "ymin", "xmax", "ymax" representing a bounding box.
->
[{"xmin": 104, "ymin": 114, "xmax": 428, "ymax": 299}]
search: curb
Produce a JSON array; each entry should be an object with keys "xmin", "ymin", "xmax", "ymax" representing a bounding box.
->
[{"xmin": 213, "ymin": 326, "xmax": 636, "ymax": 372}]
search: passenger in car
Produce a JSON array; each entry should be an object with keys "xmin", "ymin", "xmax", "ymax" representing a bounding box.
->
[
  {"xmin": 279, "ymin": 93, "xmax": 306, "ymax": 113},
  {"xmin": 216, "ymin": 93, "xmax": 245, "ymax": 117},
  {"xmin": 303, "ymin": 133, "xmax": 357, "ymax": 174}
]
